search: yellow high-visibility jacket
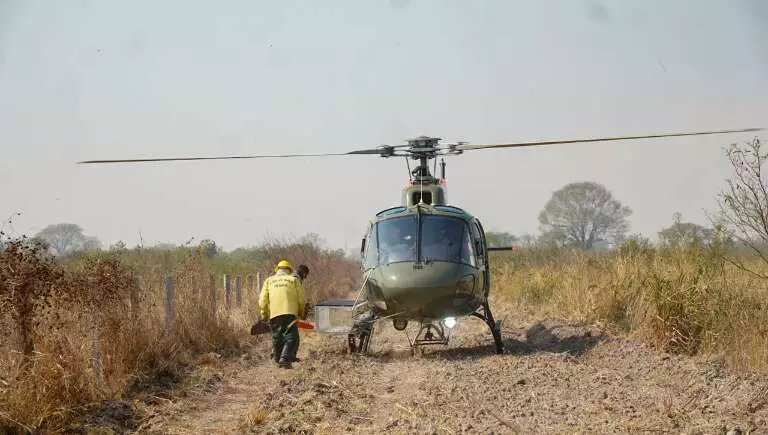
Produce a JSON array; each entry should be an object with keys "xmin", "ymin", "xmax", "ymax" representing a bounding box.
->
[{"xmin": 259, "ymin": 271, "xmax": 306, "ymax": 320}]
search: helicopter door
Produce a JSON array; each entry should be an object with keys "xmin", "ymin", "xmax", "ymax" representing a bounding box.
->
[
  {"xmin": 471, "ymin": 219, "xmax": 488, "ymax": 297},
  {"xmin": 362, "ymin": 223, "xmax": 379, "ymax": 271}
]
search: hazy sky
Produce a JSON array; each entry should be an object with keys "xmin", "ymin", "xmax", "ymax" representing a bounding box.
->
[{"xmin": 1, "ymin": 0, "xmax": 767, "ymax": 251}]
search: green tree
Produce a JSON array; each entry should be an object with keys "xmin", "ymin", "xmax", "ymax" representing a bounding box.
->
[
  {"xmin": 516, "ymin": 233, "xmax": 538, "ymax": 248},
  {"xmin": 537, "ymin": 227, "xmax": 568, "ymax": 248},
  {"xmin": 110, "ymin": 240, "xmax": 127, "ymax": 251},
  {"xmin": 538, "ymin": 181, "xmax": 632, "ymax": 250},
  {"xmin": 198, "ymin": 239, "xmax": 219, "ymax": 258},
  {"xmin": 485, "ymin": 231, "xmax": 517, "ymax": 248},
  {"xmin": 658, "ymin": 212, "xmax": 714, "ymax": 248},
  {"xmin": 34, "ymin": 223, "xmax": 101, "ymax": 256}
]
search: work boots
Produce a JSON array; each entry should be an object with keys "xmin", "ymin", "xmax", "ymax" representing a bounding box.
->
[{"xmin": 278, "ymin": 338, "xmax": 298, "ymax": 368}]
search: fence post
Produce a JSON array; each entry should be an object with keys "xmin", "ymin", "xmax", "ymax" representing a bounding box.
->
[
  {"xmin": 246, "ymin": 274, "xmax": 253, "ymax": 311},
  {"xmin": 88, "ymin": 276, "xmax": 103, "ymax": 391},
  {"xmin": 255, "ymin": 272, "xmax": 263, "ymax": 319},
  {"xmin": 209, "ymin": 273, "xmax": 216, "ymax": 314},
  {"xmin": 235, "ymin": 275, "xmax": 242, "ymax": 308},
  {"xmin": 165, "ymin": 276, "xmax": 175, "ymax": 333},
  {"xmin": 131, "ymin": 275, "xmax": 140, "ymax": 321},
  {"xmin": 224, "ymin": 274, "xmax": 231, "ymax": 310}
]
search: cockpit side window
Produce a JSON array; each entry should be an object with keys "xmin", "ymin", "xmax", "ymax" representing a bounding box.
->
[
  {"xmin": 461, "ymin": 225, "xmax": 477, "ymax": 267},
  {"xmin": 471, "ymin": 220, "xmax": 485, "ymax": 260},
  {"xmin": 362, "ymin": 224, "xmax": 379, "ymax": 270}
]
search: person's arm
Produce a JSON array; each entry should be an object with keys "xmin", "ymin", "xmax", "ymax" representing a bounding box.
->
[{"xmin": 258, "ymin": 278, "xmax": 270, "ymax": 320}]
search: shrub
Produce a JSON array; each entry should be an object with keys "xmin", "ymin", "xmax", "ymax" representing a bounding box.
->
[
  {"xmin": 491, "ymin": 244, "xmax": 768, "ymax": 373},
  {"xmin": 0, "ymin": 234, "xmax": 359, "ymax": 432}
]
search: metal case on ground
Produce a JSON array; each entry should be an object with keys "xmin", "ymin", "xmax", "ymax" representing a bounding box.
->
[{"xmin": 313, "ymin": 299, "xmax": 356, "ymax": 334}]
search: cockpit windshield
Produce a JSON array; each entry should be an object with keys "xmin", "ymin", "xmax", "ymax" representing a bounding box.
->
[
  {"xmin": 375, "ymin": 215, "xmax": 418, "ymax": 264},
  {"xmin": 419, "ymin": 215, "xmax": 471, "ymax": 263},
  {"xmin": 363, "ymin": 214, "xmax": 475, "ymax": 268}
]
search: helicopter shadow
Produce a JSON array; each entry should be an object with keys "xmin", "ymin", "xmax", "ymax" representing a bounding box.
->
[{"xmin": 410, "ymin": 318, "xmax": 606, "ymax": 362}]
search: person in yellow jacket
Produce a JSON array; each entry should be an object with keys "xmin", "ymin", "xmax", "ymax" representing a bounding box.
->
[{"xmin": 258, "ymin": 260, "xmax": 306, "ymax": 368}]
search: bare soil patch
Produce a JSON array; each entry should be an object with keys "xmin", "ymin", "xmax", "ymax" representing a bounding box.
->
[{"xmin": 98, "ymin": 315, "xmax": 768, "ymax": 434}]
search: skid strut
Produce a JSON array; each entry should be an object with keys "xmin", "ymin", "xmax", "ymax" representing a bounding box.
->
[
  {"xmin": 403, "ymin": 320, "xmax": 453, "ymax": 356},
  {"xmin": 347, "ymin": 327, "xmax": 373, "ymax": 355},
  {"xmin": 470, "ymin": 302, "xmax": 504, "ymax": 354},
  {"xmin": 407, "ymin": 321, "xmax": 450, "ymax": 349},
  {"xmin": 348, "ymin": 311, "xmax": 376, "ymax": 355}
]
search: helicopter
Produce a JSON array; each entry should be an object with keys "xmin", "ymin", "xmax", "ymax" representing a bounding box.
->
[{"xmin": 77, "ymin": 127, "xmax": 764, "ymax": 356}]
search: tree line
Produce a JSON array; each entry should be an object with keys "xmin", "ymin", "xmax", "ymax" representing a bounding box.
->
[
  {"xmin": 486, "ymin": 182, "xmax": 717, "ymax": 251},
  {"xmin": 486, "ymin": 137, "xmax": 768, "ymax": 258}
]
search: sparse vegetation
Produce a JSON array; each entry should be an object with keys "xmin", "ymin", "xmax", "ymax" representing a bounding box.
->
[
  {"xmin": 490, "ymin": 238, "xmax": 768, "ymax": 373},
  {"xmin": 3, "ymin": 136, "xmax": 768, "ymax": 432},
  {"xmin": 485, "ymin": 136, "xmax": 768, "ymax": 373},
  {"xmin": 10, "ymin": 230, "xmax": 765, "ymax": 432},
  {"xmin": 0, "ymin": 233, "xmax": 359, "ymax": 433}
]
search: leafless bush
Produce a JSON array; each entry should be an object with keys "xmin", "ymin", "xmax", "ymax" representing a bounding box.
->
[
  {"xmin": 0, "ymin": 236, "xmax": 63, "ymax": 364},
  {"xmin": 252, "ymin": 233, "xmax": 361, "ymax": 304},
  {"xmin": 0, "ymin": 231, "xmax": 359, "ymax": 432},
  {"xmin": 716, "ymin": 136, "xmax": 768, "ymax": 278}
]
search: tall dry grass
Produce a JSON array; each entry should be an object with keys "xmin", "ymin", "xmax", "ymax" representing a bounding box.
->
[
  {"xmin": 7, "ymin": 226, "xmax": 767, "ymax": 430},
  {"xmin": 0, "ymin": 235, "xmax": 359, "ymax": 433},
  {"xmin": 490, "ymin": 240, "xmax": 768, "ymax": 373}
]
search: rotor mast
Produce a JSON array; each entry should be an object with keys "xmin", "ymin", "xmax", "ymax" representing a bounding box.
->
[
  {"xmin": 400, "ymin": 136, "xmax": 455, "ymax": 207},
  {"xmin": 408, "ymin": 136, "xmax": 440, "ymax": 182}
]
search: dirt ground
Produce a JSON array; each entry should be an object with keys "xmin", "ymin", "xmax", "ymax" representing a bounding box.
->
[{"xmin": 122, "ymin": 314, "xmax": 768, "ymax": 434}]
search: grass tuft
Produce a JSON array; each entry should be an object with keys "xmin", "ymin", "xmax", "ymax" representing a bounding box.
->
[{"xmin": 245, "ymin": 407, "xmax": 269, "ymax": 426}]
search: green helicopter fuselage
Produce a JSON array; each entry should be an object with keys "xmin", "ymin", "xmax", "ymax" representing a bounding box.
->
[{"xmin": 358, "ymin": 181, "xmax": 492, "ymax": 324}]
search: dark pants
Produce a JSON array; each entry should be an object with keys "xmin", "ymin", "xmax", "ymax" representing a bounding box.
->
[{"xmin": 270, "ymin": 314, "xmax": 299, "ymax": 364}]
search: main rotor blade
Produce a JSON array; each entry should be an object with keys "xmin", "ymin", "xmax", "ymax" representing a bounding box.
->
[
  {"xmin": 76, "ymin": 149, "xmax": 386, "ymax": 164},
  {"xmin": 454, "ymin": 127, "xmax": 765, "ymax": 151}
]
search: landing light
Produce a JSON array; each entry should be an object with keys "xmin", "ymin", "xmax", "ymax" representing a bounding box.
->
[{"xmin": 442, "ymin": 317, "xmax": 457, "ymax": 328}]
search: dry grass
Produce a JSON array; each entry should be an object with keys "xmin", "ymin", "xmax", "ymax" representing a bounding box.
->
[
  {"xmin": 5, "ymin": 229, "xmax": 768, "ymax": 431},
  {"xmin": 0, "ymin": 236, "xmax": 359, "ymax": 433},
  {"xmin": 490, "ymin": 242, "xmax": 768, "ymax": 374},
  {"xmin": 239, "ymin": 406, "xmax": 269, "ymax": 430}
]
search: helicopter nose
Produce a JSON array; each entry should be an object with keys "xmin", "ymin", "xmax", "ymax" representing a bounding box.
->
[
  {"xmin": 367, "ymin": 262, "xmax": 466, "ymax": 315},
  {"xmin": 376, "ymin": 262, "xmax": 462, "ymax": 288}
]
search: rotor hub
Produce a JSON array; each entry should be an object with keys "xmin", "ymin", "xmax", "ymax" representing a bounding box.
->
[{"xmin": 398, "ymin": 136, "xmax": 463, "ymax": 161}]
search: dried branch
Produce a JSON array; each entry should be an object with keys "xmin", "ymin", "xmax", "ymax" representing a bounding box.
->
[{"xmin": 714, "ymin": 137, "xmax": 768, "ymax": 276}]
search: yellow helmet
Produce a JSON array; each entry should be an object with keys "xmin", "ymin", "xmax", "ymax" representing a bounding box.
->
[{"xmin": 275, "ymin": 260, "xmax": 292, "ymax": 272}]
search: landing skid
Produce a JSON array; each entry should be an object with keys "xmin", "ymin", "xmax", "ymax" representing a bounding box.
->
[
  {"xmin": 346, "ymin": 302, "xmax": 504, "ymax": 356},
  {"xmin": 470, "ymin": 301, "xmax": 504, "ymax": 354}
]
